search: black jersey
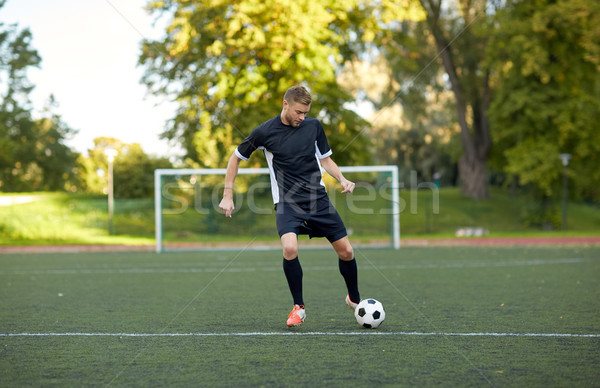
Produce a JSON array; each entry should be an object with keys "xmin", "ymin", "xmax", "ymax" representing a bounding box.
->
[{"xmin": 235, "ymin": 115, "xmax": 332, "ymax": 204}]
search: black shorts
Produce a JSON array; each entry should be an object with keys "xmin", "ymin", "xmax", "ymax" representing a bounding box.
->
[{"xmin": 275, "ymin": 198, "xmax": 348, "ymax": 243}]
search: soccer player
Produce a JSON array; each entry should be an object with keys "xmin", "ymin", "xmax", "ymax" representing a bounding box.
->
[{"xmin": 218, "ymin": 85, "xmax": 361, "ymax": 327}]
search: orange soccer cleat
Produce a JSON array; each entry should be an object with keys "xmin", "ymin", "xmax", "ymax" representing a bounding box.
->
[
  {"xmin": 345, "ymin": 294, "xmax": 359, "ymax": 310},
  {"xmin": 286, "ymin": 304, "xmax": 306, "ymax": 327}
]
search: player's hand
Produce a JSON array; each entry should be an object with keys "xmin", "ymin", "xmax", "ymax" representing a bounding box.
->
[
  {"xmin": 340, "ymin": 178, "xmax": 355, "ymax": 194},
  {"xmin": 219, "ymin": 197, "xmax": 234, "ymax": 217}
]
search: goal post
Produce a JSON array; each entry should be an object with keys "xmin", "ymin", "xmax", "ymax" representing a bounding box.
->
[{"xmin": 154, "ymin": 166, "xmax": 400, "ymax": 252}]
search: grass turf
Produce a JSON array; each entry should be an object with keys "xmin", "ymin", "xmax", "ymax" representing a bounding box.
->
[{"xmin": 0, "ymin": 246, "xmax": 599, "ymax": 386}]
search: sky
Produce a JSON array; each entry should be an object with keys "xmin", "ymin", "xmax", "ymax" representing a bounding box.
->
[{"xmin": 2, "ymin": 0, "xmax": 180, "ymax": 158}]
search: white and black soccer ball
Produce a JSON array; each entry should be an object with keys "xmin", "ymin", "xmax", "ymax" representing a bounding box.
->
[{"xmin": 354, "ymin": 298, "xmax": 385, "ymax": 328}]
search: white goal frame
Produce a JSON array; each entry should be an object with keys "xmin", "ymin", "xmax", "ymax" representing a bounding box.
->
[{"xmin": 154, "ymin": 166, "xmax": 400, "ymax": 252}]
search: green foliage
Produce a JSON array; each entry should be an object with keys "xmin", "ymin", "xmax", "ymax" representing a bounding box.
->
[
  {"xmin": 0, "ymin": 19, "xmax": 79, "ymax": 192},
  {"xmin": 113, "ymin": 143, "xmax": 172, "ymax": 198},
  {"xmin": 488, "ymin": 0, "xmax": 600, "ymax": 201},
  {"xmin": 80, "ymin": 137, "xmax": 173, "ymax": 198},
  {"xmin": 357, "ymin": 0, "xmax": 496, "ymax": 199},
  {"xmin": 139, "ymin": 0, "xmax": 422, "ymax": 168},
  {"xmin": 410, "ymin": 0, "xmax": 495, "ymax": 199},
  {"xmin": 520, "ymin": 200, "xmax": 562, "ymax": 230},
  {"xmin": 338, "ymin": 53, "xmax": 459, "ymax": 186}
]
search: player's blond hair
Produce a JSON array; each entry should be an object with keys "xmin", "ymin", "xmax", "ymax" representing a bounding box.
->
[{"xmin": 283, "ymin": 86, "xmax": 312, "ymax": 106}]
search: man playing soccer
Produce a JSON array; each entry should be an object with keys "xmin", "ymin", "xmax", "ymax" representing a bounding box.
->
[{"xmin": 218, "ymin": 85, "xmax": 361, "ymax": 327}]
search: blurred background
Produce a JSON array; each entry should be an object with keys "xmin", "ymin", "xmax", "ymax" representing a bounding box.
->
[{"xmin": 1, "ymin": 0, "xmax": 599, "ymax": 245}]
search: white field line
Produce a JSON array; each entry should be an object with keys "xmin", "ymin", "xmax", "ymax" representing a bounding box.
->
[
  {"xmin": 0, "ymin": 258, "xmax": 588, "ymax": 276},
  {"xmin": 1, "ymin": 331, "xmax": 599, "ymax": 338}
]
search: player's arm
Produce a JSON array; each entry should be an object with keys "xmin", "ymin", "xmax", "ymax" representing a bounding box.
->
[
  {"xmin": 219, "ymin": 153, "xmax": 242, "ymax": 217},
  {"xmin": 320, "ymin": 156, "xmax": 355, "ymax": 194}
]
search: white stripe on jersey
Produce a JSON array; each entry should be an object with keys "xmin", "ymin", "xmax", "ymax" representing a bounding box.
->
[
  {"xmin": 234, "ymin": 147, "xmax": 249, "ymax": 161},
  {"xmin": 314, "ymin": 140, "xmax": 332, "ymax": 159},
  {"xmin": 314, "ymin": 141, "xmax": 331, "ymax": 193},
  {"xmin": 262, "ymin": 148, "xmax": 280, "ymax": 203}
]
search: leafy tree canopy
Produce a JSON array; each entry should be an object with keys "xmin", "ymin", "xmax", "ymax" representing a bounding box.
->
[
  {"xmin": 487, "ymin": 0, "xmax": 600, "ymax": 201},
  {"xmin": 0, "ymin": 13, "xmax": 78, "ymax": 192},
  {"xmin": 139, "ymin": 0, "xmax": 423, "ymax": 168},
  {"xmin": 84, "ymin": 137, "xmax": 172, "ymax": 198}
]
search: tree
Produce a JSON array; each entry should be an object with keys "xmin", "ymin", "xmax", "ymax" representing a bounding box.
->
[
  {"xmin": 417, "ymin": 0, "xmax": 494, "ymax": 199},
  {"xmin": 0, "ymin": 17, "xmax": 41, "ymax": 190},
  {"xmin": 34, "ymin": 97, "xmax": 80, "ymax": 191},
  {"xmin": 337, "ymin": 55, "xmax": 459, "ymax": 186},
  {"xmin": 487, "ymin": 0, "xmax": 600, "ymax": 206},
  {"xmin": 139, "ymin": 0, "xmax": 422, "ymax": 168},
  {"xmin": 83, "ymin": 137, "xmax": 172, "ymax": 198},
  {"xmin": 82, "ymin": 137, "xmax": 124, "ymax": 194},
  {"xmin": 0, "ymin": 13, "xmax": 78, "ymax": 192},
  {"xmin": 113, "ymin": 143, "xmax": 172, "ymax": 198}
]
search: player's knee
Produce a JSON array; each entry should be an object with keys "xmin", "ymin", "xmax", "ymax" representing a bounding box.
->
[
  {"xmin": 282, "ymin": 244, "xmax": 298, "ymax": 260},
  {"xmin": 338, "ymin": 245, "xmax": 354, "ymax": 261}
]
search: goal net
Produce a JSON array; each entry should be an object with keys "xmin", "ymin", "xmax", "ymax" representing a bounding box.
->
[{"xmin": 154, "ymin": 166, "xmax": 400, "ymax": 252}]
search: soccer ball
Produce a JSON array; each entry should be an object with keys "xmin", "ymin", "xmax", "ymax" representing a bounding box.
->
[{"xmin": 354, "ymin": 298, "xmax": 385, "ymax": 328}]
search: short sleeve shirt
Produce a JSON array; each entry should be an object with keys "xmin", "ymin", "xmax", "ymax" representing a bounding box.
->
[{"xmin": 235, "ymin": 115, "xmax": 332, "ymax": 204}]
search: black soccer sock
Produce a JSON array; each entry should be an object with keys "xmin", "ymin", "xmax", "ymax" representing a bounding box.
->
[
  {"xmin": 283, "ymin": 257, "xmax": 304, "ymax": 306},
  {"xmin": 339, "ymin": 258, "xmax": 360, "ymax": 303}
]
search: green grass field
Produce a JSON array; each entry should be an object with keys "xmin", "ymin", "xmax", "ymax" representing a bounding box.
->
[{"xmin": 1, "ymin": 245, "xmax": 599, "ymax": 386}]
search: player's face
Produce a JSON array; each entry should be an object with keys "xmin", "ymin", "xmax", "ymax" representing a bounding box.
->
[{"xmin": 282, "ymin": 100, "xmax": 310, "ymax": 127}]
